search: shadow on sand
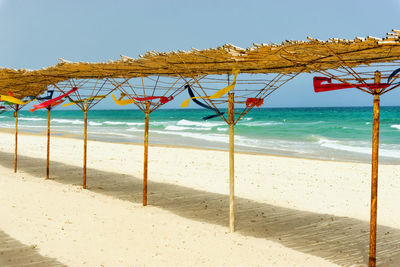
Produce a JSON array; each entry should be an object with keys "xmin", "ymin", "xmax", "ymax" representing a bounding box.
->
[
  {"xmin": 0, "ymin": 230, "xmax": 66, "ymax": 267},
  {"xmin": 1, "ymin": 150, "xmax": 399, "ymax": 267}
]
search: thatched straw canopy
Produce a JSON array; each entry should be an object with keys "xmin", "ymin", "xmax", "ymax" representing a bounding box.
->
[{"xmin": 2, "ymin": 30, "xmax": 400, "ymax": 98}]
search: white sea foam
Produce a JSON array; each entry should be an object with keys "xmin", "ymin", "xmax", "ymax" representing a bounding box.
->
[
  {"xmin": 103, "ymin": 121, "xmax": 144, "ymax": 126},
  {"xmin": 177, "ymin": 119, "xmax": 223, "ymax": 128},
  {"xmin": 150, "ymin": 130, "xmax": 308, "ymax": 154},
  {"xmin": 233, "ymin": 135, "xmax": 310, "ymax": 154},
  {"xmin": 290, "ymin": 121, "xmax": 325, "ymax": 125},
  {"xmin": 165, "ymin": 126, "xmax": 187, "ymax": 131},
  {"xmin": 375, "ymin": 148, "xmax": 400, "ymax": 158},
  {"xmin": 152, "ymin": 130, "xmax": 229, "ymax": 143},
  {"xmin": 318, "ymin": 138, "xmax": 370, "ymax": 154},
  {"xmin": 150, "ymin": 121, "xmax": 173, "ymax": 126},
  {"xmin": 52, "ymin": 119, "xmax": 84, "ymax": 125},
  {"xmin": 318, "ymin": 138, "xmax": 400, "ymax": 158},
  {"xmin": 103, "ymin": 121, "xmax": 126, "ymax": 125},
  {"xmin": 217, "ymin": 127, "xmax": 228, "ymax": 132},
  {"xmin": 89, "ymin": 122, "xmax": 102, "ymax": 126},
  {"xmin": 88, "ymin": 131, "xmax": 133, "ymax": 138},
  {"xmin": 19, "ymin": 125, "xmax": 46, "ymax": 128},
  {"xmin": 128, "ymin": 122, "xmax": 145, "ymax": 126},
  {"xmin": 19, "ymin": 117, "xmax": 46, "ymax": 121},
  {"xmin": 241, "ymin": 121, "xmax": 283, "ymax": 127},
  {"xmin": 391, "ymin": 125, "xmax": 400, "ymax": 130},
  {"xmin": 165, "ymin": 125, "xmax": 212, "ymax": 131}
]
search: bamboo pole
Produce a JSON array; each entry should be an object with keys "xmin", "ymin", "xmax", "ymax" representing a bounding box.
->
[
  {"xmin": 83, "ymin": 106, "xmax": 88, "ymax": 189},
  {"xmin": 46, "ymin": 107, "xmax": 51, "ymax": 180},
  {"xmin": 228, "ymin": 93, "xmax": 235, "ymax": 232},
  {"xmin": 14, "ymin": 104, "xmax": 19, "ymax": 173},
  {"xmin": 143, "ymin": 101, "xmax": 150, "ymax": 206},
  {"xmin": 369, "ymin": 71, "xmax": 381, "ymax": 267}
]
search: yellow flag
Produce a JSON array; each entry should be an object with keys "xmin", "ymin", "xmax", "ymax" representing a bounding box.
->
[
  {"xmin": 0, "ymin": 95, "xmax": 33, "ymax": 105},
  {"xmin": 112, "ymin": 94, "xmax": 137, "ymax": 105},
  {"xmin": 181, "ymin": 69, "xmax": 239, "ymax": 108}
]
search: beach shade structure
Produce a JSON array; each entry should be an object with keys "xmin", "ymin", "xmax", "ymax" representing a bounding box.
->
[
  {"xmin": 51, "ymin": 78, "xmax": 117, "ymax": 188},
  {"xmin": 109, "ymin": 75, "xmax": 189, "ymax": 206},
  {"xmin": 272, "ymin": 30, "xmax": 400, "ymax": 266},
  {"xmin": 2, "ymin": 30, "xmax": 400, "ymax": 266},
  {"xmin": 179, "ymin": 70, "xmax": 298, "ymax": 232},
  {"xmin": 0, "ymin": 93, "xmax": 36, "ymax": 172},
  {"xmin": 310, "ymin": 65, "xmax": 400, "ymax": 267},
  {"xmin": 29, "ymin": 89, "xmax": 76, "ymax": 180}
]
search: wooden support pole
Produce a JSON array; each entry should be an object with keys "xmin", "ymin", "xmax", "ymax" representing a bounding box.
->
[
  {"xmin": 46, "ymin": 107, "xmax": 51, "ymax": 180},
  {"xmin": 143, "ymin": 101, "xmax": 150, "ymax": 206},
  {"xmin": 369, "ymin": 71, "xmax": 381, "ymax": 267},
  {"xmin": 14, "ymin": 104, "xmax": 19, "ymax": 173},
  {"xmin": 228, "ymin": 93, "xmax": 235, "ymax": 232},
  {"xmin": 83, "ymin": 106, "xmax": 88, "ymax": 189}
]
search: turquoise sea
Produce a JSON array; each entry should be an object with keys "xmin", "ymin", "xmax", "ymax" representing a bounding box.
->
[{"xmin": 0, "ymin": 106, "xmax": 399, "ymax": 164}]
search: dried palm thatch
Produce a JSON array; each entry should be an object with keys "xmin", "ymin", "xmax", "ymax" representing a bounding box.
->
[{"xmin": 2, "ymin": 30, "xmax": 400, "ymax": 98}]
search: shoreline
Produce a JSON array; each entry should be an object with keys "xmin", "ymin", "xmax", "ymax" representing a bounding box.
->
[
  {"xmin": 0, "ymin": 126, "xmax": 396, "ymax": 166},
  {"xmin": 1, "ymin": 105, "xmax": 399, "ymax": 165}
]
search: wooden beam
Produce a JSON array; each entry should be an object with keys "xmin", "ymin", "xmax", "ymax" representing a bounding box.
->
[
  {"xmin": 46, "ymin": 107, "xmax": 51, "ymax": 180},
  {"xmin": 228, "ymin": 93, "xmax": 235, "ymax": 232},
  {"xmin": 14, "ymin": 104, "xmax": 19, "ymax": 173},
  {"xmin": 143, "ymin": 101, "xmax": 150, "ymax": 206},
  {"xmin": 83, "ymin": 106, "xmax": 88, "ymax": 189},
  {"xmin": 369, "ymin": 71, "xmax": 381, "ymax": 267}
]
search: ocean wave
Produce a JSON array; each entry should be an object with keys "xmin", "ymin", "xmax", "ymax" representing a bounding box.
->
[
  {"xmin": 104, "ymin": 121, "xmax": 126, "ymax": 125},
  {"xmin": 52, "ymin": 119, "xmax": 84, "ymax": 125},
  {"xmin": 19, "ymin": 117, "xmax": 46, "ymax": 121},
  {"xmin": 19, "ymin": 125, "xmax": 46, "ymax": 128},
  {"xmin": 150, "ymin": 121, "xmax": 174, "ymax": 126},
  {"xmin": 177, "ymin": 119, "xmax": 223, "ymax": 128},
  {"xmin": 150, "ymin": 130, "xmax": 309, "ymax": 153},
  {"xmin": 234, "ymin": 136, "xmax": 311, "ymax": 154},
  {"xmin": 103, "ymin": 121, "xmax": 144, "ymax": 126},
  {"xmin": 241, "ymin": 120, "xmax": 325, "ymax": 127},
  {"xmin": 391, "ymin": 125, "xmax": 400, "ymax": 130},
  {"xmin": 290, "ymin": 121, "xmax": 325, "ymax": 125},
  {"xmin": 165, "ymin": 125, "xmax": 212, "ymax": 131},
  {"xmin": 240, "ymin": 121, "xmax": 283, "ymax": 127},
  {"xmin": 318, "ymin": 138, "xmax": 400, "ymax": 158},
  {"xmin": 152, "ymin": 130, "xmax": 229, "ymax": 143},
  {"xmin": 88, "ymin": 131, "xmax": 133, "ymax": 138},
  {"xmin": 89, "ymin": 122, "xmax": 102, "ymax": 126},
  {"xmin": 128, "ymin": 122, "xmax": 145, "ymax": 126},
  {"xmin": 217, "ymin": 127, "xmax": 228, "ymax": 132}
]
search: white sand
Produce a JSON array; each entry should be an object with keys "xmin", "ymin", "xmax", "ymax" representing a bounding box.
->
[{"xmin": 0, "ymin": 131, "xmax": 399, "ymax": 266}]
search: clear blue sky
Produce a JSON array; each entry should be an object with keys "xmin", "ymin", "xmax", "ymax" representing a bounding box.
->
[{"xmin": 1, "ymin": 0, "xmax": 400, "ymax": 109}]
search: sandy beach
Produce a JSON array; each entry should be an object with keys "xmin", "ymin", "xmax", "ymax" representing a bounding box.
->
[{"xmin": 0, "ymin": 130, "xmax": 399, "ymax": 266}]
